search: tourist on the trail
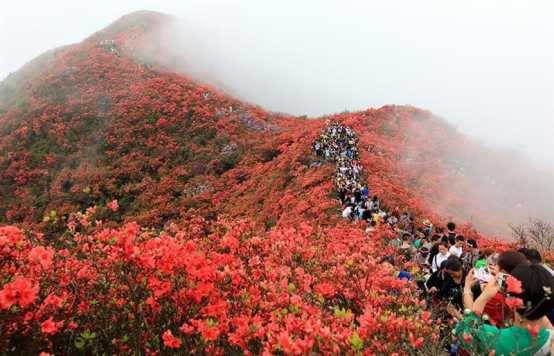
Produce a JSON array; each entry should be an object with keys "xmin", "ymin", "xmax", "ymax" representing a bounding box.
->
[
  {"xmin": 422, "ymin": 220, "xmax": 433, "ymax": 236},
  {"xmin": 469, "ymin": 251, "xmax": 529, "ymax": 325},
  {"xmin": 379, "ymin": 257, "xmax": 413, "ymax": 281},
  {"xmin": 398, "ymin": 233, "xmax": 416, "ymax": 260},
  {"xmin": 521, "ymin": 248, "xmax": 554, "ymax": 278},
  {"xmin": 435, "ymin": 257, "xmax": 467, "ymax": 312},
  {"xmin": 449, "ymin": 235, "xmax": 465, "ymax": 257},
  {"xmin": 474, "ymin": 247, "xmax": 496, "ymax": 269},
  {"xmin": 414, "ymin": 247, "xmax": 431, "ymax": 268},
  {"xmin": 457, "ymin": 264, "xmax": 554, "ymax": 355},
  {"xmin": 442, "ymin": 221, "xmax": 457, "ymax": 243},
  {"xmin": 464, "ymin": 239, "xmax": 480, "ymax": 268},
  {"xmin": 424, "ymin": 234, "xmax": 441, "ymax": 251},
  {"xmin": 365, "ymin": 220, "xmax": 377, "ymax": 233},
  {"xmin": 342, "ymin": 205, "xmax": 352, "ymax": 219},
  {"xmin": 432, "ymin": 242, "xmax": 451, "ymax": 272}
]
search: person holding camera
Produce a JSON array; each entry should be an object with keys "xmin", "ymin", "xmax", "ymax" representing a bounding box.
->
[{"xmin": 456, "ymin": 264, "xmax": 554, "ymax": 355}]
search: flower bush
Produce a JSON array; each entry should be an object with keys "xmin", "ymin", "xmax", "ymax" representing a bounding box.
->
[{"xmin": 0, "ymin": 206, "xmax": 447, "ymax": 355}]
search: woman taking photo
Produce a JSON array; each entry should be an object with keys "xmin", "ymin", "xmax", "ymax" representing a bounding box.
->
[{"xmin": 456, "ymin": 264, "xmax": 554, "ymax": 355}]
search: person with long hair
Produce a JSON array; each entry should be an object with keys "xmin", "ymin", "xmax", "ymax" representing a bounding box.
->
[
  {"xmin": 457, "ymin": 264, "xmax": 554, "ymax": 355},
  {"xmin": 431, "ymin": 242, "xmax": 451, "ymax": 272},
  {"xmin": 471, "ymin": 251, "xmax": 530, "ymax": 325}
]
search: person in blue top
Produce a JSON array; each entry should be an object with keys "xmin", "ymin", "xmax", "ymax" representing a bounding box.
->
[{"xmin": 379, "ymin": 256, "xmax": 413, "ymax": 281}]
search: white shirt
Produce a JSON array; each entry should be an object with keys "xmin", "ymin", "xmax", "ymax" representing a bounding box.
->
[
  {"xmin": 342, "ymin": 206, "xmax": 352, "ymax": 218},
  {"xmin": 432, "ymin": 252, "xmax": 451, "ymax": 272},
  {"xmin": 449, "ymin": 245, "xmax": 463, "ymax": 257}
]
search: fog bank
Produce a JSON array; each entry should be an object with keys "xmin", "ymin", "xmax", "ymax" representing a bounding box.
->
[{"xmin": 2, "ymin": 1, "xmax": 553, "ymax": 173}]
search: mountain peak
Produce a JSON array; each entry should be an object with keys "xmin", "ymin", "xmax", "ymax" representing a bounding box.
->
[{"xmin": 86, "ymin": 10, "xmax": 173, "ymax": 43}]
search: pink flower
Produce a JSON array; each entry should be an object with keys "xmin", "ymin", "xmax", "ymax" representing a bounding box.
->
[
  {"xmin": 107, "ymin": 200, "xmax": 119, "ymax": 212},
  {"xmin": 179, "ymin": 323, "xmax": 195, "ymax": 334},
  {"xmin": 276, "ymin": 330, "xmax": 292, "ymax": 354},
  {"xmin": 162, "ymin": 330, "xmax": 181, "ymax": 348},
  {"xmin": 0, "ymin": 226, "xmax": 24, "ymax": 246},
  {"xmin": 506, "ymin": 275, "xmax": 523, "ymax": 294},
  {"xmin": 28, "ymin": 246, "xmax": 55, "ymax": 269}
]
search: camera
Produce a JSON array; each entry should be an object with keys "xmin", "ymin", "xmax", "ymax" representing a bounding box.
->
[
  {"xmin": 474, "ymin": 267, "xmax": 493, "ymax": 282},
  {"xmin": 497, "ymin": 273, "xmax": 508, "ymax": 287}
]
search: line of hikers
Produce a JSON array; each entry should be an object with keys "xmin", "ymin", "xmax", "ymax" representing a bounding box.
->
[
  {"xmin": 312, "ymin": 121, "xmax": 388, "ymax": 231},
  {"xmin": 313, "ymin": 121, "xmax": 554, "ymax": 354},
  {"xmin": 98, "ymin": 39, "xmax": 119, "ymax": 56}
]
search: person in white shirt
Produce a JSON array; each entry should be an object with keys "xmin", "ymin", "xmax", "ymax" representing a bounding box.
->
[
  {"xmin": 342, "ymin": 205, "xmax": 352, "ymax": 219},
  {"xmin": 449, "ymin": 235, "xmax": 465, "ymax": 257},
  {"xmin": 432, "ymin": 242, "xmax": 451, "ymax": 272}
]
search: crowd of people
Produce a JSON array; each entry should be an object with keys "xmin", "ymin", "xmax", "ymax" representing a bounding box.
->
[
  {"xmin": 313, "ymin": 121, "xmax": 554, "ymax": 355},
  {"xmin": 312, "ymin": 121, "xmax": 394, "ymax": 230},
  {"xmin": 98, "ymin": 39, "xmax": 119, "ymax": 56}
]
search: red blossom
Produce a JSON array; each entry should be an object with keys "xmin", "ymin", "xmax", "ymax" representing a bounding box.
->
[
  {"xmin": 28, "ymin": 246, "xmax": 55, "ymax": 269},
  {"xmin": 506, "ymin": 275, "xmax": 523, "ymax": 294},
  {"xmin": 41, "ymin": 317, "xmax": 64, "ymax": 335},
  {"xmin": 526, "ymin": 324, "xmax": 540, "ymax": 338},
  {"xmin": 108, "ymin": 200, "xmax": 119, "ymax": 212},
  {"xmin": 505, "ymin": 297, "xmax": 524, "ymax": 309},
  {"xmin": 408, "ymin": 332, "xmax": 423, "ymax": 348},
  {"xmin": 162, "ymin": 330, "xmax": 181, "ymax": 348},
  {"xmin": 0, "ymin": 276, "xmax": 39, "ymax": 309}
]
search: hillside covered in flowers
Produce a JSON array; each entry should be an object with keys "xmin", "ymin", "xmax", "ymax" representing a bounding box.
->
[{"xmin": 1, "ymin": 11, "xmax": 553, "ymax": 356}]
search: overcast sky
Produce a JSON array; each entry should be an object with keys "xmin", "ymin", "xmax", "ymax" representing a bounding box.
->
[{"xmin": 1, "ymin": 1, "xmax": 553, "ymax": 171}]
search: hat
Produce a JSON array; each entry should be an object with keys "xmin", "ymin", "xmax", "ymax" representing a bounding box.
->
[
  {"xmin": 418, "ymin": 247, "xmax": 430, "ymax": 255},
  {"xmin": 423, "ymin": 220, "xmax": 432, "ymax": 227},
  {"xmin": 466, "ymin": 239, "xmax": 478, "ymax": 248}
]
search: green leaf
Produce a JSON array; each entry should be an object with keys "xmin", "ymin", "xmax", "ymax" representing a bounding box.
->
[
  {"xmin": 75, "ymin": 337, "xmax": 86, "ymax": 349},
  {"xmin": 288, "ymin": 283, "xmax": 296, "ymax": 294},
  {"xmin": 349, "ymin": 331, "xmax": 363, "ymax": 351}
]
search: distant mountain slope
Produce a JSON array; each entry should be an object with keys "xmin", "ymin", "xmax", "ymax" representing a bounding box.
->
[{"xmin": 1, "ymin": 11, "xmax": 552, "ymax": 239}]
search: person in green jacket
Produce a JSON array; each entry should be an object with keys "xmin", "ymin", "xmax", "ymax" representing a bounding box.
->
[
  {"xmin": 455, "ymin": 264, "xmax": 554, "ymax": 355},
  {"xmin": 474, "ymin": 247, "xmax": 496, "ymax": 269}
]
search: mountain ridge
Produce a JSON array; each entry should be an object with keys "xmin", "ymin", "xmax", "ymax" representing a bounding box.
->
[{"xmin": 1, "ymin": 10, "xmax": 552, "ymax": 239}]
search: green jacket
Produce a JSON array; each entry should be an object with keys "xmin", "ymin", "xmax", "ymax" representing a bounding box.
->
[{"xmin": 455, "ymin": 311, "xmax": 553, "ymax": 355}]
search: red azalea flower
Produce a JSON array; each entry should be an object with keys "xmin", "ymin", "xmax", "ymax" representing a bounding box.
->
[
  {"xmin": 108, "ymin": 200, "xmax": 119, "ymax": 212},
  {"xmin": 162, "ymin": 330, "xmax": 181, "ymax": 348},
  {"xmin": 505, "ymin": 297, "xmax": 524, "ymax": 309},
  {"xmin": 41, "ymin": 317, "xmax": 64, "ymax": 335},
  {"xmin": 0, "ymin": 276, "xmax": 39, "ymax": 309},
  {"xmin": 506, "ymin": 275, "xmax": 523, "ymax": 294},
  {"xmin": 408, "ymin": 332, "xmax": 423, "ymax": 347},
  {"xmin": 203, "ymin": 327, "xmax": 220, "ymax": 342}
]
